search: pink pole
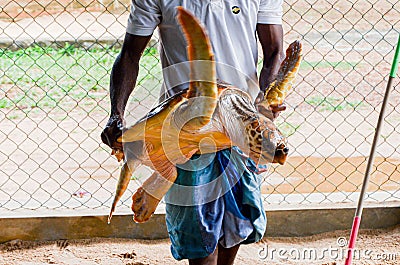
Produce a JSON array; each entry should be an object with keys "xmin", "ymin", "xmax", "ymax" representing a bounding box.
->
[
  {"xmin": 343, "ymin": 35, "xmax": 399, "ymax": 265},
  {"xmin": 344, "ymin": 216, "xmax": 361, "ymax": 265}
]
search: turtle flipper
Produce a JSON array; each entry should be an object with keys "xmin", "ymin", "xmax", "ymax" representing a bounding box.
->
[
  {"xmin": 173, "ymin": 7, "xmax": 218, "ymax": 131},
  {"xmin": 108, "ymin": 157, "xmax": 140, "ymax": 224},
  {"xmin": 262, "ymin": 40, "xmax": 303, "ymax": 106},
  {"xmin": 108, "ymin": 141, "xmax": 145, "ymax": 224},
  {"xmin": 132, "ymin": 167, "xmax": 177, "ymax": 223}
]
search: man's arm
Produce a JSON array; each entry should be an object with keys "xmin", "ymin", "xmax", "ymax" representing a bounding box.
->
[
  {"xmin": 257, "ymin": 24, "xmax": 284, "ymax": 92},
  {"xmin": 101, "ymin": 33, "xmax": 152, "ymax": 150},
  {"xmin": 256, "ymin": 24, "xmax": 286, "ymax": 120}
]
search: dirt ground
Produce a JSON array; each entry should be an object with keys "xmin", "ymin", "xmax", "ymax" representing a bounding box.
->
[
  {"xmin": 0, "ymin": 0, "xmax": 399, "ymax": 221},
  {"xmin": 0, "ymin": 226, "xmax": 399, "ymax": 265}
]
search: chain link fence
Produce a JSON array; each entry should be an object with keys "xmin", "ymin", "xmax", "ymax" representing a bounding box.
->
[{"xmin": 0, "ymin": 0, "xmax": 399, "ymax": 216}]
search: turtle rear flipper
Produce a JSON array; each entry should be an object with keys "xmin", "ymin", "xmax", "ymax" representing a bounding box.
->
[
  {"xmin": 173, "ymin": 7, "xmax": 218, "ymax": 131},
  {"xmin": 131, "ymin": 168, "xmax": 177, "ymax": 223}
]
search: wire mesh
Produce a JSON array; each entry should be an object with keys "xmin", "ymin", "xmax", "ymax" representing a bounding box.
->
[{"xmin": 0, "ymin": 0, "xmax": 399, "ymax": 215}]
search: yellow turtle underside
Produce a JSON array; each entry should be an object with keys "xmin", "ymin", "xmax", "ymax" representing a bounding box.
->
[{"xmin": 121, "ymin": 86, "xmax": 233, "ymax": 161}]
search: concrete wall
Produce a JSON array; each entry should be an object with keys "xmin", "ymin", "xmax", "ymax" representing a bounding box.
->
[{"xmin": 1, "ymin": 205, "xmax": 399, "ymax": 243}]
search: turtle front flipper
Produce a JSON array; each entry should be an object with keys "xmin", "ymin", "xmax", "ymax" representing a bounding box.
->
[
  {"xmin": 108, "ymin": 141, "xmax": 145, "ymax": 224},
  {"xmin": 108, "ymin": 157, "xmax": 140, "ymax": 224},
  {"xmin": 261, "ymin": 40, "xmax": 303, "ymax": 106},
  {"xmin": 173, "ymin": 7, "xmax": 218, "ymax": 131}
]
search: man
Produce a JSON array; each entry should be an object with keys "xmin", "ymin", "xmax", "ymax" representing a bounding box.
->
[{"xmin": 101, "ymin": 1, "xmax": 285, "ymax": 264}]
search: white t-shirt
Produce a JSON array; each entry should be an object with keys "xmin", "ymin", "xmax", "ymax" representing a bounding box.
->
[{"xmin": 126, "ymin": 0, "xmax": 283, "ymax": 101}]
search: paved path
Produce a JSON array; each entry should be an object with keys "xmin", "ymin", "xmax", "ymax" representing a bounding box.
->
[{"xmin": 0, "ymin": 12, "xmax": 130, "ymax": 49}]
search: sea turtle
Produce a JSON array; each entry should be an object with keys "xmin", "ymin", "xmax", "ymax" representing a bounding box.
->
[{"xmin": 107, "ymin": 7, "xmax": 302, "ymax": 224}]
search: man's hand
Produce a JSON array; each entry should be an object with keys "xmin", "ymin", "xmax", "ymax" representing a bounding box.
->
[
  {"xmin": 255, "ymin": 91, "xmax": 286, "ymax": 120},
  {"xmin": 257, "ymin": 102, "xmax": 286, "ymax": 121},
  {"xmin": 101, "ymin": 114, "xmax": 124, "ymax": 161}
]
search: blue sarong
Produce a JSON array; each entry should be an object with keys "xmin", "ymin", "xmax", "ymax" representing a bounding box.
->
[{"xmin": 165, "ymin": 148, "xmax": 267, "ymax": 260}]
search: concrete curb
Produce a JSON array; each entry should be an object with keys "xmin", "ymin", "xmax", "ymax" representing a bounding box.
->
[
  {"xmin": 0, "ymin": 214, "xmax": 167, "ymax": 243},
  {"xmin": 265, "ymin": 206, "xmax": 400, "ymax": 237},
  {"xmin": 1, "ymin": 206, "xmax": 399, "ymax": 243}
]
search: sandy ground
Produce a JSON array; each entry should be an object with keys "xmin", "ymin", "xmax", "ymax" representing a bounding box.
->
[{"xmin": 0, "ymin": 226, "xmax": 399, "ymax": 265}]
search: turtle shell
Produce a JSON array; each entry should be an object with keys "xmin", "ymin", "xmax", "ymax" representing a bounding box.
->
[
  {"xmin": 134, "ymin": 89, "xmax": 188, "ymax": 125},
  {"xmin": 134, "ymin": 83, "xmax": 230, "ymax": 126}
]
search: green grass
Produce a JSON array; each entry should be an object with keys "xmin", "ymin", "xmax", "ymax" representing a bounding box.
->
[
  {"xmin": 257, "ymin": 59, "xmax": 357, "ymax": 72},
  {"xmin": 0, "ymin": 45, "xmax": 161, "ymax": 110},
  {"xmin": 0, "ymin": 98, "xmax": 11, "ymax": 108},
  {"xmin": 131, "ymin": 175, "xmax": 142, "ymax": 180},
  {"xmin": 300, "ymin": 60, "xmax": 358, "ymax": 70},
  {"xmin": 278, "ymin": 121, "xmax": 301, "ymax": 137},
  {"xmin": 2, "ymin": 45, "xmax": 360, "ymax": 114},
  {"xmin": 306, "ymin": 95, "xmax": 363, "ymax": 111}
]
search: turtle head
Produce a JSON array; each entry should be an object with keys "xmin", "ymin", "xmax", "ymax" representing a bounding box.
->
[
  {"xmin": 245, "ymin": 115, "xmax": 288, "ymax": 165},
  {"xmin": 243, "ymin": 40, "xmax": 303, "ymax": 165}
]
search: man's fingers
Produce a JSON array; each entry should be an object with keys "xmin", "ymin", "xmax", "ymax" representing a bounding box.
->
[
  {"xmin": 111, "ymin": 148, "xmax": 124, "ymax": 162},
  {"xmin": 101, "ymin": 128, "xmax": 113, "ymax": 147},
  {"xmin": 270, "ymin": 104, "xmax": 286, "ymax": 119},
  {"xmin": 101, "ymin": 126, "xmax": 119, "ymax": 147},
  {"xmin": 101, "ymin": 115, "xmax": 124, "ymax": 149},
  {"xmin": 254, "ymin": 91, "xmax": 264, "ymax": 104},
  {"xmin": 257, "ymin": 104, "xmax": 274, "ymax": 120},
  {"xmin": 270, "ymin": 104, "xmax": 287, "ymax": 113},
  {"xmin": 256, "ymin": 103, "xmax": 287, "ymax": 121}
]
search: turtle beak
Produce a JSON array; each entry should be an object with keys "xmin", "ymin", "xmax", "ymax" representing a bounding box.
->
[
  {"xmin": 273, "ymin": 144, "xmax": 288, "ymax": 165},
  {"xmin": 274, "ymin": 147, "xmax": 289, "ymax": 165}
]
